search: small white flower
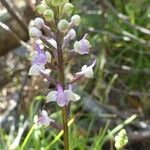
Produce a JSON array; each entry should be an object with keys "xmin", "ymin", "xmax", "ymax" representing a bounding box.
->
[
  {"xmin": 45, "ymin": 51, "xmax": 52, "ymax": 63},
  {"xmin": 28, "ymin": 64, "xmax": 45, "ymax": 76},
  {"xmin": 76, "ymin": 60, "xmax": 96, "ymax": 78},
  {"xmin": 29, "ymin": 27, "xmax": 42, "ymax": 39},
  {"xmin": 38, "ymin": 110, "xmax": 54, "ymax": 126}
]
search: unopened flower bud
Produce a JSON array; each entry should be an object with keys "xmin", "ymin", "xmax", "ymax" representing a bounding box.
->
[
  {"xmin": 51, "ymin": 0, "xmax": 68, "ymax": 6},
  {"xmin": 36, "ymin": 4, "xmax": 47, "ymax": 15},
  {"xmin": 45, "ymin": 51, "xmax": 52, "ymax": 63},
  {"xmin": 71, "ymin": 15, "xmax": 81, "ymax": 26},
  {"xmin": 34, "ymin": 18, "xmax": 44, "ymax": 29},
  {"xmin": 68, "ymin": 29, "xmax": 76, "ymax": 40},
  {"xmin": 44, "ymin": 9, "xmax": 54, "ymax": 21},
  {"xmin": 63, "ymin": 3, "xmax": 74, "ymax": 16},
  {"xmin": 58, "ymin": 19, "xmax": 69, "ymax": 32},
  {"xmin": 29, "ymin": 27, "xmax": 42, "ymax": 39}
]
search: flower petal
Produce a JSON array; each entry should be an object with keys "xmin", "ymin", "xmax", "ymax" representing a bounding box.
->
[
  {"xmin": 38, "ymin": 110, "xmax": 54, "ymax": 126},
  {"xmin": 45, "ymin": 51, "xmax": 52, "ymax": 63},
  {"xmin": 57, "ymin": 84, "xmax": 63, "ymax": 93},
  {"xmin": 41, "ymin": 110, "xmax": 48, "ymax": 116},
  {"xmin": 56, "ymin": 92, "xmax": 67, "ymax": 107},
  {"xmin": 46, "ymin": 91, "xmax": 57, "ymax": 103},
  {"xmin": 47, "ymin": 38, "xmax": 57, "ymax": 49},
  {"xmin": 74, "ymin": 34, "xmax": 91, "ymax": 55},
  {"xmin": 90, "ymin": 60, "xmax": 96, "ymax": 68},
  {"xmin": 84, "ymin": 67, "xmax": 94, "ymax": 78},
  {"xmin": 30, "ymin": 51, "xmax": 38, "ymax": 60},
  {"xmin": 81, "ymin": 65, "xmax": 88, "ymax": 71},
  {"xmin": 64, "ymin": 90, "xmax": 75, "ymax": 101},
  {"xmin": 64, "ymin": 90, "xmax": 80, "ymax": 101},
  {"xmin": 73, "ymin": 93, "xmax": 81, "ymax": 101},
  {"xmin": 28, "ymin": 64, "xmax": 43, "ymax": 76}
]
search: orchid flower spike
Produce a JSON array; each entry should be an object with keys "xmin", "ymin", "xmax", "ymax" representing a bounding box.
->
[
  {"xmin": 46, "ymin": 84, "xmax": 80, "ymax": 107},
  {"xmin": 74, "ymin": 34, "xmax": 91, "ymax": 55},
  {"xmin": 76, "ymin": 60, "xmax": 96, "ymax": 78},
  {"xmin": 38, "ymin": 110, "xmax": 54, "ymax": 126},
  {"xmin": 28, "ymin": 43, "xmax": 51, "ymax": 76}
]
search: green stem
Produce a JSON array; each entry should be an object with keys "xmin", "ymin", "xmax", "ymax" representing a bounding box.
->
[{"xmin": 62, "ymin": 106, "xmax": 69, "ymax": 150}]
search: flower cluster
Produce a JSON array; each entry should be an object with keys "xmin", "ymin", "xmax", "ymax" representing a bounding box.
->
[{"xmin": 28, "ymin": 0, "xmax": 96, "ymax": 126}]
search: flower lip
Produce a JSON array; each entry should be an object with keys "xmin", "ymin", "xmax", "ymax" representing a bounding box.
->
[
  {"xmin": 56, "ymin": 84, "xmax": 67, "ymax": 107},
  {"xmin": 57, "ymin": 84, "xmax": 64, "ymax": 93},
  {"xmin": 46, "ymin": 84, "xmax": 81, "ymax": 107},
  {"xmin": 32, "ymin": 43, "xmax": 47, "ymax": 65}
]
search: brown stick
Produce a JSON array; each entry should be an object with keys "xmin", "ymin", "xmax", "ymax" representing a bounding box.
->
[{"xmin": 1, "ymin": 0, "xmax": 28, "ymax": 34}]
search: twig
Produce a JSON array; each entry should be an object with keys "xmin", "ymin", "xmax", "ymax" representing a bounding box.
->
[
  {"xmin": 87, "ymin": 26, "xmax": 150, "ymax": 47},
  {"xmin": 11, "ymin": 120, "xmax": 28, "ymax": 149},
  {"xmin": 128, "ymin": 130, "xmax": 150, "ymax": 142},
  {"xmin": 0, "ymin": 21, "xmax": 31, "ymax": 50},
  {"xmin": 0, "ymin": 0, "xmax": 28, "ymax": 34},
  {"xmin": 0, "ymin": 70, "xmax": 29, "ymax": 126},
  {"xmin": 40, "ymin": 36, "xmax": 57, "ymax": 50}
]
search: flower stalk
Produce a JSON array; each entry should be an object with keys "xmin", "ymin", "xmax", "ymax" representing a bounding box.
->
[
  {"xmin": 28, "ymin": 1, "xmax": 96, "ymax": 150},
  {"xmin": 56, "ymin": 28, "xmax": 69, "ymax": 149}
]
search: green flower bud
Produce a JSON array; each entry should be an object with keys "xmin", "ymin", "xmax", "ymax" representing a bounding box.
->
[
  {"xmin": 51, "ymin": 0, "xmax": 68, "ymax": 6},
  {"xmin": 63, "ymin": 3, "xmax": 74, "ymax": 16},
  {"xmin": 36, "ymin": 4, "xmax": 47, "ymax": 15},
  {"xmin": 115, "ymin": 129, "xmax": 128, "ymax": 150},
  {"xmin": 44, "ymin": 9, "xmax": 54, "ymax": 21},
  {"xmin": 71, "ymin": 15, "xmax": 81, "ymax": 26},
  {"xmin": 58, "ymin": 19, "xmax": 69, "ymax": 32}
]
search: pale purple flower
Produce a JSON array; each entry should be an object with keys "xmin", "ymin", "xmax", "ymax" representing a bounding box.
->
[
  {"xmin": 76, "ymin": 60, "xmax": 96, "ymax": 78},
  {"xmin": 46, "ymin": 84, "xmax": 80, "ymax": 107},
  {"xmin": 38, "ymin": 110, "xmax": 54, "ymax": 126},
  {"xmin": 29, "ymin": 27, "xmax": 42, "ymax": 39},
  {"xmin": 74, "ymin": 34, "xmax": 91, "ymax": 55},
  {"xmin": 63, "ymin": 29, "xmax": 76, "ymax": 48},
  {"xmin": 28, "ymin": 43, "xmax": 51, "ymax": 76}
]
